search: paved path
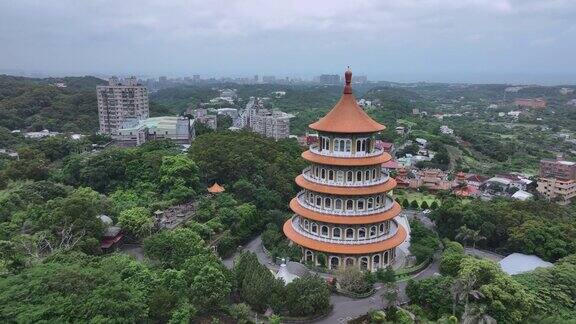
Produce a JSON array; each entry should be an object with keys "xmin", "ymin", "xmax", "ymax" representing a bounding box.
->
[
  {"xmin": 222, "ymin": 235, "xmax": 279, "ymax": 271},
  {"xmin": 465, "ymin": 247, "xmax": 505, "ymax": 262}
]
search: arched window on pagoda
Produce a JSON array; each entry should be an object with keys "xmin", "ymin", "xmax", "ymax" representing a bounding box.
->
[
  {"xmin": 357, "ymin": 199, "xmax": 365, "ymax": 211},
  {"xmin": 346, "ymin": 199, "xmax": 354, "ymax": 211},
  {"xmin": 324, "ymin": 197, "xmax": 332, "ymax": 209},
  {"xmin": 328, "ymin": 170, "xmax": 334, "ymax": 181},
  {"xmin": 360, "ymin": 257, "xmax": 369, "ymax": 270},
  {"xmin": 376, "ymin": 195, "xmax": 381, "ymax": 207},
  {"xmin": 356, "ymin": 139, "xmax": 362, "ymax": 152},
  {"xmin": 356, "ymin": 171, "xmax": 362, "ymax": 182},
  {"xmin": 369, "ymin": 225, "xmax": 377, "ymax": 238},
  {"xmin": 322, "ymin": 136, "xmax": 330, "ymax": 150},
  {"xmin": 315, "ymin": 196, "xmax": 322, "ymax": 207},
  {"xmin": 311, "ymin": 223, "xmax": 318, "ymax": 234},
  {"xmin": 335, "ymin": 199, "xmax": 343, "ymax": 210},
  {"xmin": 379, "ymin": 223, "xmax": 385, "ymax": 234},
  {"xmin": 367, "ymin": 198, "xmax": 374, "ymax": 210},
  {"xmin": 321, "ymin": 225, "xmax": 329, "ymax": 237},
  {"xmin": 303, "ymin": 219, "xmax": 309, "ymax": 230},
  {"xmin": 372, "ymin": 168, "xmax": 376, "ymax": 179},
  {"xmin": 337, "ymin": 170, "xmax": 344, "ymax": 182},
  {"xmin": 358, "ymin": 227, "xmax": 366, "ymax": 239},
  {"xmin": 321, "ymin": 168, "xmax": 326, "ymax": 179},
  {"xmin": 308, "ymin": 193, "xmax": 314, "ymax": 204},
  {"xmin": 345, "ymin": 228, "xmax": 354, "ymax": 239},
  {"xmin": 347, "ymin": 171, "xmax": 353, "ymax": 182},
  {"xmin": 365, "ymin": 170, "xmax": 370, "ymax": 182},
  {"xmin": 333, "ymin": 227, "xmax": 341, "ymax": 238},
  {"xmin": 344, "ymin": 139, "xmax": 351, "ymax": 152},
  {"xmin": 366, "ymin": 138, "xmax": 372, "ymax": 153},
  {"xmin": 372, "ymin": 254, "xmax": 381, "ymax": 269}
]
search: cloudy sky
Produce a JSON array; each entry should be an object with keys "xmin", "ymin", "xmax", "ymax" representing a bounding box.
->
[{"xmin": 1, "ymin": 0, "xmax": 575, "ymax": 83}]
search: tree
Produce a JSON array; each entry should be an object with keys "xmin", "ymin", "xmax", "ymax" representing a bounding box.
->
[
  {"xmin": 189, "ymin": 265, "xmax": 231, "ymax": 312},
  {"xmin": 411, "ymin": 200, "xmax": 420, "ymax": 209},
  {"xmin": 285, "ymin": 275, "xmax": 331, "ymax": 317},
  {"xmin": 440, "ymin": 241, "xmax": 467, "ymax": 277},
  {"xmin": 430, "ymin": 201, "xmax": 439, "ymax": 210},
  {"xmin": 402, "ymin": 198, "xmax": 410, "ymax": 209},
  {"xmin": 0, "ymin": 253, "xmax": 151, "ymax": 323},
  {"xmin": 229, "ymin": 303, "xmax": 251, "ymax": 324},
  {"xmin": 336, "ymin": 266, "xmax": 372, "ymax": 294},
  {"xmin": 376, "ymin": 266, "xmax": 396, "ymax": 283},
  {"xmin": 406, "ymin": 276, "xmax": 455, "ymax": 320},
  {"xmin": 457, "ymin": 258, "xmax": 533, "ymax": 323},
  {"xmin": 421, "ymin": 200, "xmax": 429, "ymax": 210},
  {"xmin": 143, "ymin": 228, "xmax": 207, "ymax": 269},
  {"xmin": 159, "ymin": 154, "xmax": 200, "ymax": 202},
  {"xmin": 234, "ymin": 252, "xmax": 284, "ymax": 312},
  {"xmin": 118, "ymin": 207, "xmax": 153, "ymax": 240}
]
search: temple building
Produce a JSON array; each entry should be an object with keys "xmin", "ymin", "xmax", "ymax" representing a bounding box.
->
[{"xmin": 283, "ymin": 69, "xmax": 407, "ymax": 272}]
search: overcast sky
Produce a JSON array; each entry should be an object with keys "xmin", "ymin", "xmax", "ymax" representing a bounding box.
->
[{"xmin": 1, "ymin": 0, "xmax": 575, "ymax": 84}]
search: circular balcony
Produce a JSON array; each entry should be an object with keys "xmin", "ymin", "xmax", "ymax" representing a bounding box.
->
[
  {"xmin": 291, "ymin": 216, "xmax": 399, "ymax": 245},
  {"xmin": 284, "ymin": 214, "xmax": 407, "ymax": 255},
  {"xmin": 296, "ymin": 191, "xmax": 394, "ymax": 216},
  {"xmin": 309, "ymin": 144, "xmax": 383, "ymax": 158},
  {"xmin": 302, "ymin": 166, "xmax": 390, "ymax": 187}
]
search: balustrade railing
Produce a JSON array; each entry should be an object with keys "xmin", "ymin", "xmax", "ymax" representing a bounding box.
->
[
  {"xmin": 302, "ymin": 166, "xmax": 390, "ymax": 187},
  {"xmin": 296, "ymin": 191, "xmax": 395, "ymax": 216},
  {"xmin": 309, "ymin": 144, "xmax": 383, "ymax": 158},
  {"xmin": 291, "ymin": 216, "xmax": 398, "ymax": 245}
]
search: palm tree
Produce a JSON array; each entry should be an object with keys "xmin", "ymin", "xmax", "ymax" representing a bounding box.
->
[
  {"xmin": 470, "ymin": 230, "xmax": 486, "ymax": 249},
  {"xmin": 455, "ymin": 226, "xmax": 474, "ymax": 247}
]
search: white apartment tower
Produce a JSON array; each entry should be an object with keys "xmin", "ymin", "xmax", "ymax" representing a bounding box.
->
[{"xmin": 97, "ymin": 77, "xmax": 149, "ymax": 135}]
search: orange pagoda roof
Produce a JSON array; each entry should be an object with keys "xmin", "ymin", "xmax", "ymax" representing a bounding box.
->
[
  {"xmin": 295, "ymin": 175, "xmax": 396, "ymax": 196},
  {"xmin": 309, "ymin": 69, "xmax": 385, "ymax": 134},
  {"xmin": 283, "ymin": 218, "xmax": 407, "ymax": 254},
  {"xmin": 207, "ymin": 182, "xmax": 225, "ymax": 194},
  {"xmin": 302, "ymin": 150, "xmax": 391, "ymax": 166},
  {"xmin": 290, "ymin": 199, "xmax": 402, "ymax": 224}
]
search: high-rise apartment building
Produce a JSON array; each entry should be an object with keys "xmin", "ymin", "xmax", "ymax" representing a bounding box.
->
[
  {"xmin": 537, "ymin": 158, "xmax": 576, "ymax": 204},
  {"xmin": 97, "ymin": 77, "xmax": 149, "ymax": 135},
  {"xmin": 319, "ymin": 74, "xmax": 341, "ymax": 84}
]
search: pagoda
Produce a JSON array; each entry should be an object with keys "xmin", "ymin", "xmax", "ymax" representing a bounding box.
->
[{"xmin": 283, "ymin": 68, "xmax": 407, "ymax": 271}]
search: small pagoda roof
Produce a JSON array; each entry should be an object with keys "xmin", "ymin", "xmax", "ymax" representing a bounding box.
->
[
  {"xmin": 207, "ymin": 182, "xmax": 225, "ymax": 194},
  {"xmin": 309, "ymin": 68, "xmax": 385, "ymax": 134}
]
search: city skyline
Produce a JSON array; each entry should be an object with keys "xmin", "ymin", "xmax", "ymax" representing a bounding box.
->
[{"xmin": 1, "ymin": 1, "xmax": 576, "ymax": 85}]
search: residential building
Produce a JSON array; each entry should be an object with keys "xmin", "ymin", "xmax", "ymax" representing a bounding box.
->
[
  {"xmin": 97, "ymin": 77, "xmax": 149, "ymax": 135},
  {"xmin": 514, "ymin": 98, "xmax": 546, "ymax": 109},
  {"xmin": 440, "ymin": 125, "xmax": 454, "ymax": 135},
  {"xmin": 113, "ymin": 116, "xmax": 193, "ymax": 147},
  {"xmin": 319, "ymin": 74, "xmax": 340, "ymax": 85},
  {"xmin": 559, "ymin": 88, "xmax": 574, "ymax": 95},
  {"xmin": 283, "ymin": 69, "xmax": 407, "ymax": 272},
  {"xmin": 194, "ymin": 108, "xmax": 217, "ymax": 130},
  {"xmin": 240, "ymin": 97, "xmax": 292, "ymax": 140},
  {"xmin": 537, "ymin": 158, "xmax": 576, "ymax": 204}
]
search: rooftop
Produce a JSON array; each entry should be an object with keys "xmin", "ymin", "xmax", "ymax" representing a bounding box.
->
[
  {"xmin": 309, "ymin": 69, "xmax": 385, "ymax": 134},
  {"xmin": 207, "ymin": 182, "xmax": 225, "ymax": 194},
  {"xmin": 499, "ymin": 253, "xmax": 552, "ymax": 275}
]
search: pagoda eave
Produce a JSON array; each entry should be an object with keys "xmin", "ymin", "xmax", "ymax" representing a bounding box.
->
[
  {"xmin": 283, "ymin": 218, "xmax": 407, "ymax": 255},
  {"xmin": 295, "ymin": 175, "xmax": 397, "ymax": 196},
  {"xmin": 290, "ymin": 199, "xmax": 402, "ymax": 224},
  {"xmin": 301, "ymin": 151, "xmax": 391, "ymax": 166}
]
